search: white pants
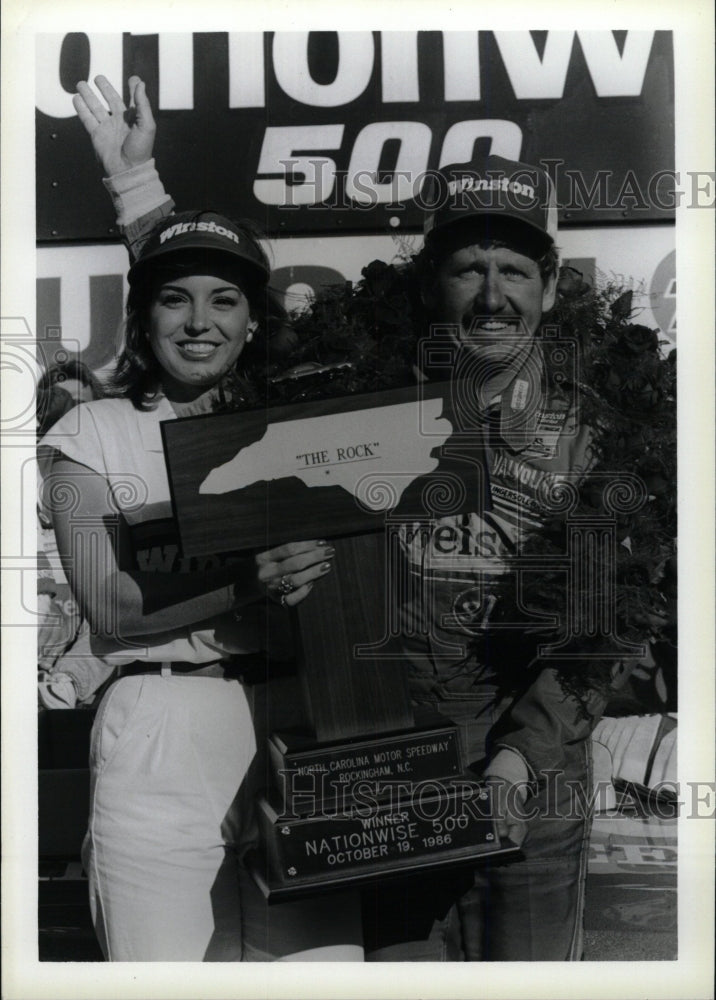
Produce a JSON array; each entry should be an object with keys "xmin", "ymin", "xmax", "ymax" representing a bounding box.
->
[{"xmin": 83, "ymin": 674, "xmax": 363, "ymax": 961}]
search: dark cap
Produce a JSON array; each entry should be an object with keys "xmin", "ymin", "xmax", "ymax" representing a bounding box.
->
[
  {"xmin": 421, "ymin": 154, "xmax": 558, "ymax": 246},
  {"xmin": 127, "ymin": 211, "xmax": 270, "ymax": 286}
]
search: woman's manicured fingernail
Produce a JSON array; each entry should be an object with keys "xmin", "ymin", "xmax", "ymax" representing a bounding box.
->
[
  {"xmin": 323, "ymin": 547, "xmax": 336, "ymax": 557},
  {"xmin": 320, "ymin": 562, "xmax": 332, "ymax": 573}
]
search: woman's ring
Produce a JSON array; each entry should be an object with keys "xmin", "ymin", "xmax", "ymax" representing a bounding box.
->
[{"xmin": 278, "ymin": 575, "xmax": 295, "ymax": 595}]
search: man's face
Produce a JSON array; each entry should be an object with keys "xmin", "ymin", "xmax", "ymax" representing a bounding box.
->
[{"xmin": 431, "ymin": 229, "xmax": 556, "ymax": 365}]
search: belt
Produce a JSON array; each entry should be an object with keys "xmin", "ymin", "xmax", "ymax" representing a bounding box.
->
[
  {"xmin": 117, "ymin": 654, "xmax": 298, "ymax": 684},
  {"xmin": 117, "ymin": 661, "xmax": 223, "ymax": 679}
]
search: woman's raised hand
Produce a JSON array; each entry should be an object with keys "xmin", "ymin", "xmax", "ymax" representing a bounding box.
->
[
  {"xmin": 73, "ymin": 75, "xmax": 156, "ymax": 177},
  {"xmin": 255, "ymin": 540, "xmax": 335, "ymax": 608}
]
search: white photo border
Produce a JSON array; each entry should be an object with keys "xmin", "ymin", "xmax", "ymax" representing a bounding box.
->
[{"xmin": 2, "ymin": 2, "xmax": 714, "ymax": 998}]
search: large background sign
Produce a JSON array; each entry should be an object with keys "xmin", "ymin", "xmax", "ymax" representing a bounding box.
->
[
  {"xmin": 37, "ymin": 30, "xmax": 674, "ymax": 241},
  {"xmin": 34, "ymin": 30, "xmax": 676, "ymax": 372}
]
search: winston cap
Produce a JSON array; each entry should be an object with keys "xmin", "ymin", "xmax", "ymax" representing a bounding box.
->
[
  {"xmin": 127, "ymin": 211, "xmax": 270, "ymax": 286},
  {"xmin": 421, "ymin": 154, "xmax": 558, "ymax": 245}
]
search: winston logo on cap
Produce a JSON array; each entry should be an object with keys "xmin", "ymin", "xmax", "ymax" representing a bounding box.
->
[
  {"xmin": 159, "ymin": 220, "xmax": 241, "ymax": 245},
  {"xmin": 447, "ymin": 175, "xmax": 536, "ymax": 202}
]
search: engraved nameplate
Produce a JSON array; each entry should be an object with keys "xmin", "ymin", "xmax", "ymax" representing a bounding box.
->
[
  {"xmin": 270, "ymin": 723, "xmax": 463, "ymax": 812},
  {"xmin": 255, "ymin": 782, "xmax": 508, "ymax": 894}
]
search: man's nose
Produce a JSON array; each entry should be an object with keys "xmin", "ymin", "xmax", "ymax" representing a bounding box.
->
[{"xmin": 476, "ymin": 268, "xmax": 507, "ymax": 313}]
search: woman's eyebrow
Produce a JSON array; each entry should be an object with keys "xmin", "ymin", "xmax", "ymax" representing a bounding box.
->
[{"xmin": 159, "ymin": 284, "xmax": 241, "ymax": 293}]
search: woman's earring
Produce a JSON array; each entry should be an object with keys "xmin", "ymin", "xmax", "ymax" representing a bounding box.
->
[{"xmin": 246, "ymin": 320, "xmax": 258, "ymax": 344}]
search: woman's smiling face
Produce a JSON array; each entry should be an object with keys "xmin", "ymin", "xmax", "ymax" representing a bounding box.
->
[{"xmin": 147, "ymin": 273, "xmax": 252, "ymax": 398}]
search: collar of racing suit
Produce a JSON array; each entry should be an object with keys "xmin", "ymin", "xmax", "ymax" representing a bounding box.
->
[
  {"xmin": 493, "ymin": 338, "xmax": 545, "ymax": 454},
  {"xmin": 415, "ymin": 338, "xmax": 547, "ymax": 455}
]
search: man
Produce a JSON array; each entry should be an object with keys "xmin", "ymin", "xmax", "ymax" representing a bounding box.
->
[
  {"xmin": 74, "ymin": 76, "xmax": 618, "ymax": 961},
  {"xmin": 362, "ymin": 156, "xmax": 607, "ymax": 961}
]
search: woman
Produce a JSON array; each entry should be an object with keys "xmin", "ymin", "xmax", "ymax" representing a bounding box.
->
[{"xmin": 42, "ymin": 90, "xmax": 363, "ymax": 962}]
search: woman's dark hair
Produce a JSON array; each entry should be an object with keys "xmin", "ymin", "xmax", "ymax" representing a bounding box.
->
[{"xmin": 110, "ymin": 214, "xmax": 285, "ymax": 409}]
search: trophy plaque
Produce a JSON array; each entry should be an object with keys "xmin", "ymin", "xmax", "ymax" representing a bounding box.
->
[{"xmin": 163, "ymin": 382, "xmax": 517, "ymax": 900}]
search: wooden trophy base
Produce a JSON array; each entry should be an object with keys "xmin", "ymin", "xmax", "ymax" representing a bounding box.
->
[
  {"xmin": 247, "ymin": 709, "xmax": 517, "ymax": 902},
  {"xmin": 247, "ymin": 778, "xmax": 516, "ymax": 902}
]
